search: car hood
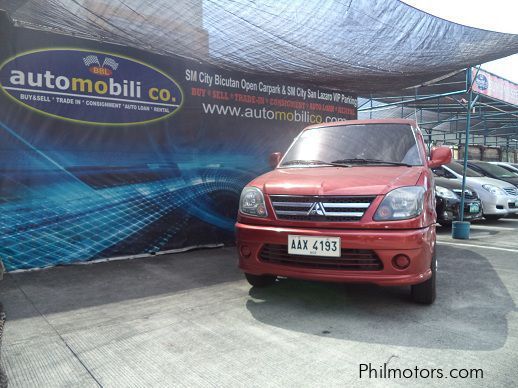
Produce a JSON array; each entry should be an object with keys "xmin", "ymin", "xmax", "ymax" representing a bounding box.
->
[
  {"xmin": 493, "ymin": 176, "xmax": 518, "ymax": 186},
  {"xmin": 465, "ymin": 176, "xmax": 516, "ymax": 189},
  {"xmin": 434, "ymin": 177, "xmax": 474, "ymax": 192},
  {"xmin": 250, "ymin": 166, "xmax": 424, "ymax": 196}
]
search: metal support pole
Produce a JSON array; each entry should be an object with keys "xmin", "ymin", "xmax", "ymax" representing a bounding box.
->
[
  {"xmin": 459, "ymin": 68, "xmax": 473, "ymax": 223},
  {"xmin": 482, "ymin": 109, "xmax": 487, "ymax": 146},
  {"xmin": 452, "ymin": 67, "xmax": 479, "ymax": 240},
  {"xmin": 455, "ymin": 113, "xmax": 459, "ymax": 145}
]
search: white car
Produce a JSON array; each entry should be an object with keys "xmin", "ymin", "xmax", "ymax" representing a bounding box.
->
[
  {"xmin": 432, "ymin": 161, "xmax": 518, "ymax": 220},
  {"xmin": 490, "ymin": 161, "xmax": 518, "ymax": 174}
]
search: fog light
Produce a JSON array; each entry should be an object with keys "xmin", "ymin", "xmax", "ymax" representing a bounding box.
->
[
  {"xmin": 240, "ymin": 245, "xmax": 251, "ymax": 258},
  {"xmin": 392, "ymin": 254, "xmax": 410, "ymax": 269}
]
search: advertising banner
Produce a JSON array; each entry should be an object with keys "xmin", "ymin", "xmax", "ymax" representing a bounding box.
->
[
  {"xmin": 472, "ymin": 68, "xmax": 518, "ymax": 106},
  {"xmin": 0, "ymin": 22, "xmax": 356, "ymax": 271}
]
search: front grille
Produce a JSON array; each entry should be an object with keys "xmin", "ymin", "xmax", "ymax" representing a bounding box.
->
[
  {"xmin": 452, "ymin": 189, "xmax": 477, "ymax": 200},
  {"xmin": 504, "ymin": 187, "xmax": 518, "ymax": 196},
  {"xmin": 259, "ymin": 244, "xmax": 383, "ymax": 271},
  {"xmin": 269, "ymin": 195, "xmax": 375, "ymax": 222}
]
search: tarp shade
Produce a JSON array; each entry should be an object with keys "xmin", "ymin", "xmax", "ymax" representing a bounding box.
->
[{"xmin": 1, "ymin": 0, "xmax": 517, "ymax": 93}]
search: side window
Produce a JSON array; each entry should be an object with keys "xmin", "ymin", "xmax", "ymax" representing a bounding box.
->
[
  {"xmin": 432, "ymin": 167, "xmax": 445, "ymax": 177},
  {"xmin": 433, "ymin": 167, "xmax": 456, "ymax": 179},
  {"xmin": 443, "ymin": 169, "xmax": 456, "ymax": 179},
  {"xmin": 468, "ymin": 165, "xmax": 483, "ymax": 174}
]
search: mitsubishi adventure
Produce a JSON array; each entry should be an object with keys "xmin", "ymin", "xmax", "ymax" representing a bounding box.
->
[{"xmin": 236, "ymin": 119, "xmax": 452, "ymax": 304}]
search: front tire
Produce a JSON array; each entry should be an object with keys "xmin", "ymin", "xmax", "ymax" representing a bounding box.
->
[
  {"xmin": 411, "ymin": 253, "xmax": 436, "ymax": 305},
  {"xmin": 245, "ymin": 273, "xmax": 276, "ymax": 287}
]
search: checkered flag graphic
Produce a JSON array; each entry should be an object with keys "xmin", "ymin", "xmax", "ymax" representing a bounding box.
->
[
  {"xmin": 102, "ymin": 57, "xmax": 119, "ymax": 70},
  {"xmin": 83, "ymin": 55, "xmax": 101, "ymax": 67}
]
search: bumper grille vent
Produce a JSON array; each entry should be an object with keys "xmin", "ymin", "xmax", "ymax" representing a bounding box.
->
[{"xmin": 259, "ymin": 244, "xmax": 383, "ymax": 271}]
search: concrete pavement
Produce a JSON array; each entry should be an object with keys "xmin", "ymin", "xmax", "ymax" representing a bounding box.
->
[{"xmin": 0, "ymin": 217, "xmax": 517, "ymax": 387}]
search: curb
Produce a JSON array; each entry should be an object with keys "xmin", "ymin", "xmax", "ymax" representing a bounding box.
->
[{"xmin": 0, "ymin": 304, "xmax": 7, "ymax": 388}]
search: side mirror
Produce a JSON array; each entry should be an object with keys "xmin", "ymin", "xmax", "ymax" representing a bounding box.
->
[
  {"xmin": 269, "ymin": 152, "xmax": 283, "ymax": 169},
  {"xmin": 428, "ymin": 146, "xmax": 452, "ymax": 169}
]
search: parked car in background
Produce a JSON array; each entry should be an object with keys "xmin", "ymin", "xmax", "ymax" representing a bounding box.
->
[
  {"xmin": 490, "ymin": 161, "xmax": 518, "ymax": 175},
  {"xmin": 465, "ymin": 160, "xmax": 518, "ymax": 188},
  {"xmin": 433, "ymin": 161, "xmax": 518, "ymax": 220},
  {"xmin": 434, "ymin": 176, "xmax": 482, "ymax": 226}
]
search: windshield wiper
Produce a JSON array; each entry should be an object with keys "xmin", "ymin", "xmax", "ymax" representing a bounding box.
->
[
  {"xmin": 282, "ymin": 159, "xmax": 351, "ymax": 167},
  {"xmin": 331, "ymin": 158, "xmax": 412, "ymax": 167}
]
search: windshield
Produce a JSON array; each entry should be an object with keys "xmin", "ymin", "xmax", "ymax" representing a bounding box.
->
[
  {"xmin": 471, "ymin": 162, "xmax": 518, "ymax": 178},
  {"xmin": 498, "ymin": 164, "xmax": 518, "ymax": 174},
  {"xmin": 446, "ymin": 162, "xmax": 484, "ymax": 177},
  {"xmin": 280, "ymin": 123, "xmax": 422, "ymax": 167}
]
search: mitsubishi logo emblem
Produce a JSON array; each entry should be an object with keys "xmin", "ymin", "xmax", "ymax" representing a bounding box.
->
[{"xmin": 308, "ymin": 202, "xmax": 326, "ymax": 216}]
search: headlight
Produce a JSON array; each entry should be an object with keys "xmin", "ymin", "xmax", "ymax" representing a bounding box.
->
[
  {"xmin": 435, "ymin": 186, "xmax": 458, "ymax": 199},
  {"xmin": 374, "ymin": 186, "xmax": 425, "ymax": 221},
  {"xmin": 239, "ymin": 187, "xmax": 268, "ymax": 217},
  {"xmin": 481, "ymin": 184, "xmax": 506, "ymax": 196}
]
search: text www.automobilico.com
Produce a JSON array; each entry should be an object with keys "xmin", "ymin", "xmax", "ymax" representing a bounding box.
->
[
  {"xmin": 359, "ymin": 363, "xmax": 484, "ymax": 380},
  {"xmin": 201, "ymin": 102, "xmax": 349, "ymax": 123}
]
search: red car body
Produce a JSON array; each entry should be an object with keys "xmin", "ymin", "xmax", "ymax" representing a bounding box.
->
[{"xmin": 236, "ymin": 119, "xmax": 451, "ymax": 302}]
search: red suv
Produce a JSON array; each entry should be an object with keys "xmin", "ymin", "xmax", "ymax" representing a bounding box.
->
[{"xmin": 236, "ymin": 119, "xmax": 451, "ymax": 304}]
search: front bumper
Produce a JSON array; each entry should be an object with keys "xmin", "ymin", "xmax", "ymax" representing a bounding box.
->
[
  {"xmin": 482, "ymin": 194, "xmax": 517, "ymax": 215},
  {"xmin": 436, "ymin": 197, "xmax": 483, "ymax": 224},
  {"xmin": 507, "ymin": 196, "xmax": 518, "ymax": 214},
  {"xmin": 236, "ymin": 223, "xmax": 435, "ymax": 286}
]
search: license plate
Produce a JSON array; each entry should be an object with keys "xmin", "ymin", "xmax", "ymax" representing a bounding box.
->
[
  {"xmin": 288, "ymin": 235, "xmax": 341, "ymax": 257},
  {"xmin": 469, "ymin": 203, "xmax": 480, "ymax": 213}
]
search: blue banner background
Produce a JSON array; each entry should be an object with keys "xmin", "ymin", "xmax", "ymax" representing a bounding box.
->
[{"xmin": 0, "ymin": 23, "xmax": 356, "ymax": 271}]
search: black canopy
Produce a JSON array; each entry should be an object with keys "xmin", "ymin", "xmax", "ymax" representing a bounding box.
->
[{"xmin": 1, "ymin": 0, "xmax": 517, "ymax": 93}]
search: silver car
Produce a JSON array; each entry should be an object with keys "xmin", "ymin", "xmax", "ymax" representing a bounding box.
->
[{"xmin": 432, "ymin": 161, "xmax": 518, "ymax": 220}]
